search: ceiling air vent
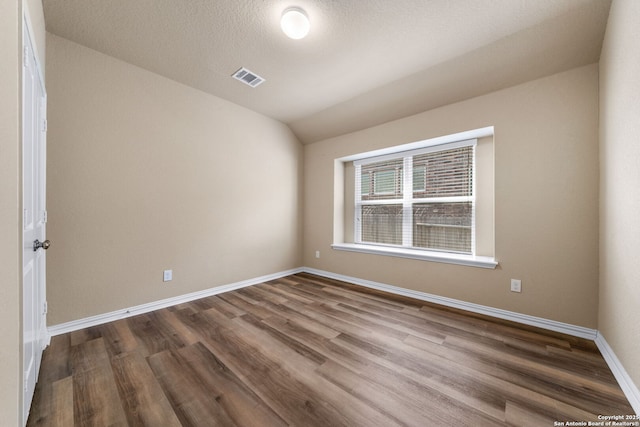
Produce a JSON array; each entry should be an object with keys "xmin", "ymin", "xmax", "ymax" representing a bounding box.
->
[{"xmin": 232, "ymin": 67, "xmax": 265, "ymax": 88}]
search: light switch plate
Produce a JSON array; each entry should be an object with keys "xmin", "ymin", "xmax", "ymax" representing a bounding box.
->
[{"xmin": 163, "ymin": 269, "xmax": 173, "ymax": 282}]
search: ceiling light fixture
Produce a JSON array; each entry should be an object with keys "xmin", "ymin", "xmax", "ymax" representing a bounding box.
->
[{"xmin": 281, "ymin": 7, "xmax": 310, "ymax": 40}]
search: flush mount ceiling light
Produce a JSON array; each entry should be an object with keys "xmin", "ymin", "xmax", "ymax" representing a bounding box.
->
[{"xmin": 280, "ymin": 7, "xmax": 310, "ymax": 40}]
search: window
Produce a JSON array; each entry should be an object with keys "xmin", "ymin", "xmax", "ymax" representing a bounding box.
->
[
  {"xmin": 354, "ymin": 140, "xmax": 475, "ymax": 255},
  {"xmin": 333, "ymin": 127, "xmax": 496, "ymax": 269}
]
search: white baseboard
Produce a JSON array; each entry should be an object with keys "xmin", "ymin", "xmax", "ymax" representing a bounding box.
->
[
  {"xmin": 595, "ymin": 334, "xmax": 640, "ymax": 415},
  {"xmin": 47, "ymin": 267, "xmax": 304, "ymax": 336},
  {"xmin": 45, "ymin": 265, "xmax": 638, "ymax": 415},
  {"xmin": 302, "ymin": 267, "xmax": 598, "ymax": 340}
]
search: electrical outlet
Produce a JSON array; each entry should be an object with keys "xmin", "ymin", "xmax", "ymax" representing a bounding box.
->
[
  {"xmin": 163, "ymin": 269, "xmax": 173, "ymax": 282},
  {"xmin": 510, "ymin": 279, "xmax": 521, "ymax": 293},
  {"xmin": 315, "ymin": 250, "xmax": 320, "ymax": 259}
]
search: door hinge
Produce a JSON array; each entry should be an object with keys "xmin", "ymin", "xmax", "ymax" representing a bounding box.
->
[
  {"xmin": 42, "ymin": 119, "xmax": 47, "ymax": 132},
  {"xmin": 43, "ymin": 210, "xmax": 48, "ymax": 223},
  {"xmin": 23, "ymin": 46, "xmax": 29, "ymax": 67},
  {"xmin": 43, "ymin": 301, "xmax": 48, "ymax": 315}
]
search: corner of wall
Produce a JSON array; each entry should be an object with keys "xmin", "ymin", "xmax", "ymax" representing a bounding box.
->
[{"xmin": 598, "ymin": 0, "xmax": 640, "ymax": 405}]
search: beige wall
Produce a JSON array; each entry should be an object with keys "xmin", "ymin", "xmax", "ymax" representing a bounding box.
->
[
  {"xmin": 0, "ymin": 1, "xmax": 22, "ymax": 424},
  {"xmin": 304, "ymin": 64, "xmax": 600, "ymax": 328},
  {"xmin": 599, "ymin": 0, "xmax": 640, "ymax": 392},
  {"xmin": 46, "ymin": 34, "xmax": 303, "ymax": 325}
]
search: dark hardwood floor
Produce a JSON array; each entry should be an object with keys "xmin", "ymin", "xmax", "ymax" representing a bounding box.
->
[{"xmin": 28, "ymin": 273, "xmax": 634, "ymax": 426}]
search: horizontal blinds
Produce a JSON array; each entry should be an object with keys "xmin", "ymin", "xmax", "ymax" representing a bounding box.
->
[
  {"xmin": 413, "ymin": 146, "xmax": 473, "ymax": 198},
  {"xmin": 360, "ymin": 158, "xmax": 403, "ymax": 200},
  {"xmin": 356, "ymin": 140, "xmax": 475, "ymax": 254},
  {"xmin": 354, "ymin": 139, "xmax": 475, "ymax": 167},
  {"xmin": 360, "ymin": 204, "xmax": 403, "ymax": 245},
  {"xmin": 412, "ymin": 202, "xmax": 472, "ymax": 252}
]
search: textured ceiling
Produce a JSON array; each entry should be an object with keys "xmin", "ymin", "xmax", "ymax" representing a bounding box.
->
[{"xmin": 43, "ymin": 0, "xmax": 612, "ymax": 143}]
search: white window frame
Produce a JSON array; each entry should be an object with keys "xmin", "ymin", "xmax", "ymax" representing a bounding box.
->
[{"xmin": 332, "ymin": 127, "xmax": 497, "ymax": 269}]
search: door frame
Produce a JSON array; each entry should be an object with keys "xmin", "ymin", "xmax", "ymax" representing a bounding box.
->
[{"xmin": 21, "ymin": 8, "xmax": 48, "ymax": 426}]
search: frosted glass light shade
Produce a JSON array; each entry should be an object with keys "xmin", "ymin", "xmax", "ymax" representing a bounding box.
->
[{"xmin": 281, "ymin": 7, "xmax": 310, "ymax": 39}]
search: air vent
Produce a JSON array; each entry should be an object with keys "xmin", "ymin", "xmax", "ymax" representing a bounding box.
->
[{"xmin": 232, "ymin": 67, "xmax": 265, "ymax": 88}]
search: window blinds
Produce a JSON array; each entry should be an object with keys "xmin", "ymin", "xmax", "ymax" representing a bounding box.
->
[{"xmin": 355, "ymin": 140, "xmax": 475, "ymax": 254}]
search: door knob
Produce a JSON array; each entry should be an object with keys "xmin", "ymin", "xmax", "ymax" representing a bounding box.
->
[{"xmin": 33, "ymin": 239, "xmax": 51, "ymax": 251}]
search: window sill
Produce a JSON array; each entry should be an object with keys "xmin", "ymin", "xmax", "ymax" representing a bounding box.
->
[{"xmin": 331, "ymin": 243, "xmax": 498, "ymax": 269}]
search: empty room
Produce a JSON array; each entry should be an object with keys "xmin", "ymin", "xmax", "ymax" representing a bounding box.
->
[{"xmin": 2, "ymin": 0, "xmax": 639, "ymax": 425}]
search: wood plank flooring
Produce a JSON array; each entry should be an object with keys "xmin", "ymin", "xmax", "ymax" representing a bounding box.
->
[{"xmin": 27, "ymin": 273, "xmax": 635, "ymax": 426}]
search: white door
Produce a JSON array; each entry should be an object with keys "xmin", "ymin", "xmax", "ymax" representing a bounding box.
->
[{"xmin": 22, "ymin": 17, "xmax": 48, "ymax": 425}]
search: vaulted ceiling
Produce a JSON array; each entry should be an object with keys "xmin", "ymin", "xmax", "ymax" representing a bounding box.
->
[{"xmin": 43, "ymin": 0, "xmax": 611, "ymax": 143}]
